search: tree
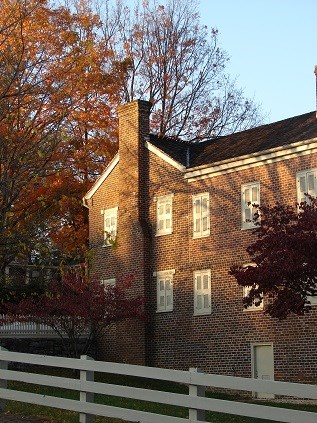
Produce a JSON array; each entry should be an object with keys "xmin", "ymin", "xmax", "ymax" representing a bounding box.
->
[
  {"xmin": 101, "ymin": 0, "xmax": 263, "ymax": 140},
  {"xmin": 1, "ymin": 269, "xmax": 144, "ymax": 357},
  {"xmin": 0, "ymin": 0, "xmax": 126, "ymax": 272},
  {"xmin": 230, "ymin": 197, "xmax": 317, "ymax": 319}
]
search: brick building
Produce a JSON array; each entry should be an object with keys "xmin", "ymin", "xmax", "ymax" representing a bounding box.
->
[{"xmin": 83, "ymin": 99, "xmax": 317, "ymax": 386}]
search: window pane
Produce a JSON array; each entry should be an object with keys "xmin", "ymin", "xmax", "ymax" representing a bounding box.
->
[
  {"xmin": 203, "ymin": 274, "xmax": 209, "ymax": 290},
  {"xmin": 158, "ymin": 205, "xmax": 164, "ymax": 215},
  {"xmin": 160, "ymin": 295, "xmax": 165, "ymax": 307},
  {"xmin": 308, "ymin": 174, "xmax": 314, "ymax": 191},
  {"xmin": 245, "ymin": 208, "xmax": 251, "ymax": 222},
  {"xmin": 165, "ymin": 279, "xmax": 170, "ymax": 290},
  {"xmin": 166, "ymin": 295, "xmax": 171, "ymax": 306},
  {"xmin": 165, "ymin": 204, "xmax": 171, "ymax": 214},
  {"xmin": 196, "ymin": 201, "xmax": 201, "ymax": 213},
  {"xmin": 203, "ymin": 294, "xmax": 209, "ymax": 308},
  {"xmin": 202, "ymin": 197, "xmax": 207, "ymax": 209},
  {"xmin": 197, "ymin": 295, "xmax": 202, "ymax": 309},
  {"xmin": 195, "ymin": 219, "xmax": 201, "ymax": 232},
  {"xmin": 166, "ymin": 219, "xmax": 171, "ymax": 229},
  {"xmin": 244, "ymin": 188, "xmax": 250, "ymax": 203},
  {"xmin": 300, "ymin": 176, "xmax": 307, "ymax": 193},
  {"xmin": 105, "ymin": 217, "xmax": 110, "ymax": 228},
  {"xmin": 159, "ymin": 219, "xmax": 164, "ymax": 230},
  {"xmin": 202, "ymin": 217, "xmax": 207, "ymax": 232},
  {"xmin": 196, "ymin": 276, "xmax": 201, "ymax": 290},
  {"xmin": 160, "ymin": 280, "xmax": 165, "ymax": 291},
  {"xmin": 251, "ymin": 187, "xmax": 258, "ymax": 202}
]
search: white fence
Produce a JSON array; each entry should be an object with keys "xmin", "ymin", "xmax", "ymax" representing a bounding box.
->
[
  {"xmin": 0, "ymin": 347, "xmax": 316, "ymax": 423},
  {"xmin": 0, "ymin": 317, "xmax": 57, "ymax": 338},
  {"xmin": 0, "ymin": 315, "xmax": 90, "ymax": 338}
]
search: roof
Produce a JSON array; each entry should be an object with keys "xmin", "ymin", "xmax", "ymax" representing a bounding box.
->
[{"xmin": 149, "ymin": 111, "xmax": 317, "ymax": 168}]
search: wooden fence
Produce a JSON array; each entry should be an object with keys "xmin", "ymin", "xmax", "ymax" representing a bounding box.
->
[{"xmin": 0, "ymin": 347, "xmax": 316, "ymax": 423}]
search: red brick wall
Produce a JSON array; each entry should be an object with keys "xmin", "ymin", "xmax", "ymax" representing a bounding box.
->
[
  {"xmin": 88, "ymin": 102, "xmax": 317, "ymax": 383},
  {"xmin": 147, "ymin": 151, "xmax": 317, "ymax": 383}
]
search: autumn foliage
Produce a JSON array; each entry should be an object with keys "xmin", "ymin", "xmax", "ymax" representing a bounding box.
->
[
  {"xmin": 2, "ymin": 269, "xmax": 144, "ymax": 357},
  {"xmin": 0, "ymin": 0, "xmax": 263, "ymax": 274},
  {"xmin": 230, "ymin": 197, "xmax": 317, "ymax": 319}
]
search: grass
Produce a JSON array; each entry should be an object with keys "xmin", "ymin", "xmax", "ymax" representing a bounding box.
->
[{"xmin": 2, "ymin": 366, "xmax": 317, "ymax": 423}]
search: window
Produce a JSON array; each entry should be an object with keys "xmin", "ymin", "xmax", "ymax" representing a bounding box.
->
[
  {"xmin": 101, "ymin": 278, "xmax": 116, "ymax": 287},
  {"xmin": 296, "ymin": 168, "xmax": 317, "ymax": 204},
  {"xmin": 241, "ymin": 182, "xmax": 260, "ymax": 229},
  {"xmin": 241, "ymin": 263, "xmax": 263, "ymax": 311},
  {"xmin": 101, "ymin": 207, "xmax": 118, "ymax": 246},
  {"xmin": 243, "ymin": 285, "xmax": 263, "ymax": 311},
  {"xmin": 156, "ymin": 194, "xmax": 173, "ymax": 236},
  {"xmin": 193, "ymin": 193, "xmax": 210, "ymax": 238},
  {"xmin": 154, "ymin": 269, "xmax": 174, "ymax": 312},
  {"xmin": 307, "ymin": 295, "xmax": 317, "ymax": 306},
  {"xmin": 194, "ymin": 269, "xmax": 211, "ymax": 315}
]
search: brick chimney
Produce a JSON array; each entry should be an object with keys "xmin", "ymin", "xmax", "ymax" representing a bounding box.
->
[{"xmin": 116, "ymin": 100, "xmax": 151, "ymax": 365}]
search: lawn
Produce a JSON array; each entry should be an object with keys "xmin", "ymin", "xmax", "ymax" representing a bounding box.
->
[{"xmin": 3, "ymin": 367, "xmax": 317, "ymax": 423}]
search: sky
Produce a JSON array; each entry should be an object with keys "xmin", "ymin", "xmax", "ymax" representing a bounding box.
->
[{"xmin": 198, "ymin": 0, "xmax": 317, "ymax": 124}]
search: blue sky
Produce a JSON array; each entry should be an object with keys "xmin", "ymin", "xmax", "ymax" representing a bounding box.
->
[{"xmin": 199, "ymin": 0, "xmax": 316, "ymax": 123}]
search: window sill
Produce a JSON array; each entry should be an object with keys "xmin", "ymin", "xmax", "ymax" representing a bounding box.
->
[
  {"xmin": 156, "ymin": 231, "xmax": 173, "ymax": 237},
  {"xmin": 193, "ymin": 233, "xmax": 210, "ymax": 239},
  {"xmin": 194, "ymin": 311, "xmax": 211, "ymax": 316},
  {"xmin": 243, "ymin": 307, "xmax": 263, "ymax": 312},
  {"xmin": 241, "ymin": 225, "xmax": 257, "ymax": 231},
  {"xmin": 156, "ymin": 309, "xmax": 173, "ymax": 313}
]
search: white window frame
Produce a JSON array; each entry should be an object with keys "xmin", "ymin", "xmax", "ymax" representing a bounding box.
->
[
  {"xmin": 296, "ymin": 168, "xmax": 317, "ymax": 204},
  {"xmin": 155, "ymin": 194, "xmax": 174, "ymax": 236},
  {"xmin": 153, "ymin": 269, "xmax": 175, "ymax": 312},
  {"xmin": 101, "ymin": 278, "xmax": 116, "ymax": 287},
  {"xmin": 101, "ymin": 206, "xmax": 118, "ymax": 246},
  {"xmin": 192, "ymin": 193, "xmax": 210, "ymax": 238},
  {"xmin": 193, "ymin": 269, "xmax": 211, "ymax": 316},
  {"xmin": 241, "ymin": 182, "xmax": 260, "ymax": 229}
]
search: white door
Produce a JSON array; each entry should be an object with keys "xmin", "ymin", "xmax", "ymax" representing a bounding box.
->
[{"xmin": 253, "ymin": 344, "xmax": 274, "ymax": 399}]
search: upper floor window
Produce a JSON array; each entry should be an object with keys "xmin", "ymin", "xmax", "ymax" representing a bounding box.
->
[
  {"xmin": 296, "ymin": 168, "xmax": 317, "ymax": 204},
  {"xmin": 193, "ymin": 269, "xmax": 211, "ymax": 316},
  {"xmin": 243, "ymin": 285, "xmax": 263, "ymax": 311},
  {"xmin": 241, "ymin": 182, "xmax": 260, "ymax": 229},
  {"xmin": 193, "ymin": 193, "xmax": 210, "ymax": 238},
  {"xmin": 101, "ymin": 207, "xmax": 118, "ymax": 246},
  {"xmin": 154, "ymin": 269, "xmax": 174, "ymax": 312},
  {"xmin": 101, "ymin": 278, "xmax": 116, "ymax": 287},
  {"xmin": 156, "ymin": 194, "xmax": 173, "ymax": 236}
]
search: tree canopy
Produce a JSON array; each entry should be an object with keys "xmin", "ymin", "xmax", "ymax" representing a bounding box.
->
[
  {"xmin": 230, "ymin": 197, "xmax": 317, "ymax": 319},
  {"xmin": 2, "ymin": 269, "xmax": 144, "ymax": 357},
  {"xmin": 0, "ymin": 0, "xmax": 264, "ymax": 272},
  {"xmin": 101, "ymin": 0, "xmax": 263, "ymax": 140}
]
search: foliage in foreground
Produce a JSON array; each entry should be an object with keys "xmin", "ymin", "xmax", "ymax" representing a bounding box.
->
[
  {"xmin": 1, "ymin": 270, "xmax": 144, "ymax": 357},
  {"xmin": 230, "ymin": 196, "xmax": 317, "ymax": 319}
]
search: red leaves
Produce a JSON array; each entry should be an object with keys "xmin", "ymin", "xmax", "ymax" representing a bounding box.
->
[{"xmin": 230, "ymin": 197, "xmax": 317, "ymax": 319}]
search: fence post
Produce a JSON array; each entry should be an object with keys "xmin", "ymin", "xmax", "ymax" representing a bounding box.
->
[
  {"xmin": 189, "ymin": 367, "xmax": 205, "ymax": 421},
  {"xmin": 79, "ymin": 355, "xmax": 94, "ymax": 423},
  {"xmin": 0, "ymin": 346, "xmax": 8, "ymax": 412}
]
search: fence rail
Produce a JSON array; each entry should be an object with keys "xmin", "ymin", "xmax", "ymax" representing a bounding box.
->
[{"xmin": 0, "ymin": 347, "xmax": 316, "ymax": 423}]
